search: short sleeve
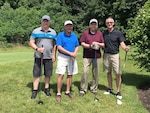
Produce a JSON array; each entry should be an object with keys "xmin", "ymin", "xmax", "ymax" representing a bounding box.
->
[
  {"xmin": 30, "ymin": 30, "xmax": 36, "ymax": 40},
  {"xmin": 80, "ymin": 31, "xmax": 86, "ymax": 43},
  {"xmin": 56, "ymin": 33, "xmax": 62, "ymax": 46},
  {"xmin": 100, "ymin": 32, "xmax": 104, "ymax": 43},
  {"xmin": 75, "ymin": 34, "xmax": 79, "ymax": 47},
  {"xmin": 118, "ymin": 31, "xmax": 125, "ymax": 43}
]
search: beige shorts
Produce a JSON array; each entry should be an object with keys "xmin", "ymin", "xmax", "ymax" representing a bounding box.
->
[
  {"xmin": 55, "ymin": 52, "xmax": 78, "ymax": 75},
  {"xmin": 103, "ymin": 53, "xmax": 121, "ymax": 74}
]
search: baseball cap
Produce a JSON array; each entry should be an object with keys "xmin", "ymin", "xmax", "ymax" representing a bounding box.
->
[
  {"xmin": 89, "ymin": 18, "xmax": 98, "ymax": 24},
  {"xmin": 64, "ymin": 20, "xmax": 73, "ymax": 26},
  {"xmin": 41, "ymin": 15, "xmax": 50, "ymax": 21}
]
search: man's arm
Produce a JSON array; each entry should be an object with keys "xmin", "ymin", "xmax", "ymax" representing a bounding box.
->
[
  {"xmin": 120, "ymin": 42, "xmax": 130, "ymax": 52},
  {"xmin": 29, "ymin": 39, "xmax": 44, "ymax": 53},
  {"xmin": 57, "ymin": 46, "xmax": 71, "ymax": 56},
  {"xmin": 81, "ymin": 42, "xmax": 91, "ymax": 48}
]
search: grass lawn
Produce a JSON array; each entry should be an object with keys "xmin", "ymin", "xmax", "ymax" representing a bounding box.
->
[{"xmin": 0, "ymin": 46, "xmax": 149, "ymax": 113}]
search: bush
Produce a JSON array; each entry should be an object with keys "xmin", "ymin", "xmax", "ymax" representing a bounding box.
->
[{"xmin": 127, "ymin": 0, "xmax": 150, "ymax": 72}]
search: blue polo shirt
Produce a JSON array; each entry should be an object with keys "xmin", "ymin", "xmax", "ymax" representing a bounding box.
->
[{"xmin": 56, "ymin": 31, "xmax": 79, "ymax": 55}]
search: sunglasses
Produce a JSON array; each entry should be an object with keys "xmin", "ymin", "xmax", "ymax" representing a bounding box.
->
[{"xmin": 106, "ymin": 22, "xmax": 114, "ymax": 24}]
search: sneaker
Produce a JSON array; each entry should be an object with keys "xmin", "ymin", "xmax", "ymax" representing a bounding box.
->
[
  {"xmin": 116, "ymin": 92, "xmax": 122, "ymax": 99},
  {"xmin": 65, "ymin": 92, "xmax": 74, "ymax": 99},
  {"xmin": 104, "ymin": 89, "xmax": 115, "ymax": 95},
  {"xmin": 31, "ymin": 90, "xmax": 37, "ymax": 99},
  {"xmin": 56, "ymin": 95, "xmax": 61, "ymax": 102},
  {"xmin": 44, "ymin": 88, "xmax": 51, "ymax": 96}
]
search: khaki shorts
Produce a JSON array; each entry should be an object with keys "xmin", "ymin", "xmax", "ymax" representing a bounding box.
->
[
  {"xmin": 55, "ymin": 52, "xmax": 78, "ymax": 75},
  {"xmin": 103, "ymin": 53, "xmax": 121, "ymax": 74}
]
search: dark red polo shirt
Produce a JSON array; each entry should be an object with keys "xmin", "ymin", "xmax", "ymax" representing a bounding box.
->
[{"xmin": 80, "ymin": 29, "xmax": 104, "ymax": 58}]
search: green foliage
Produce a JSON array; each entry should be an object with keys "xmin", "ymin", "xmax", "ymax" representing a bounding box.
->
[
  {"xmin": 127, "ymin": 0, "xmax": 150, "ymax": 72},
  {"xmin": 0, "ymin": 0, "xmax": 147, "ymax": 45}
]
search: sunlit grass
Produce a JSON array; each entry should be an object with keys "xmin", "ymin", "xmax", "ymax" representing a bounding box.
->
[{"xmin": 0, "ymin": 46, "xmax": 149, "ymax": 113}]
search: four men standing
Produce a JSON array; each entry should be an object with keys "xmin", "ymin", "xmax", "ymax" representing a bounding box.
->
[{"xmin": 30, "ymin": 15, "xmax": 129, "ymax": 101}]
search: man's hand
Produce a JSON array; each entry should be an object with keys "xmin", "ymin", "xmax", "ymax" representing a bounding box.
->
[
  {"xmin": 52, "ymin": 56, "xmax": 56, "ymax": 62},
  {"xmin": 69, "ymin": 52, "xmax": 77, "ymax": 58},
  {"xmin": 37, "ymin": 47, "xmax": 44, "ymax": 53},
  {"xmin": 125, "ymin": 46, "xmax": 130, "ymax": 52}
]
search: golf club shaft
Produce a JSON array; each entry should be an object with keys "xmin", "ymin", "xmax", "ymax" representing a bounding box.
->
[
  {"xmin": 38, "ymin": 45, "xmax": 44, "ymax": 102},
  {"xmin": 123, "ymin": 51, "xmax": 127, "ymax": 69}
]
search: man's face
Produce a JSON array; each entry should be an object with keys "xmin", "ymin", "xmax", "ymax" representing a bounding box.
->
[
  {"xmin": 64, "ymin": 24, "xmax": 73, "ymax": 33},
  {"xmin": 41, "ymin": 19, "xmax": 50, "ymax": 28},
  {"xmin": 89, "ymin": 22, "xmax": 98, "ymax": 31},
  {"xmin": 105, "ymin": 18, "xmax": 114, "ymax": 29}
]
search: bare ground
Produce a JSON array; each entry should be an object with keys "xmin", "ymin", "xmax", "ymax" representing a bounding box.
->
[{"xmin": 137, "ymin": 82, "xmax": 150, "ymax": 112}]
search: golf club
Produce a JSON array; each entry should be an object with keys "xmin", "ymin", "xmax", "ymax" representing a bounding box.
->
[
  {"xmin": 123, "ymin": 51, "xmax": 127, "ymax": 71},
  {"xmin": 94, "ymin": 93, "xmax": 99, "ymax": 102},
  {"xmin": 38, "ymin": 45, "xmax": 44, "ymax": 105},
  {"xmin": 93, "ymin": 50, "xmax": 99, "ymax": 102}
]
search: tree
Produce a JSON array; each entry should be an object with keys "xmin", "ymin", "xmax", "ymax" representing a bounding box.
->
[{"xmin": 127, "ymin": 0, "xmax": 150, "ymax": 72}]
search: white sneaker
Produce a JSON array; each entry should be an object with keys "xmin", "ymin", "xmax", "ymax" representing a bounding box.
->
[
  {"xmin": 116, "ymin": 92, "xmax": 122, "ymax": 99},
  {"xmin": 104, "ymin": 89, "xmax": 114, "ymax": 95}
]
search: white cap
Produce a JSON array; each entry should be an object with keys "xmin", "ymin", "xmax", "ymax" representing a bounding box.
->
[
  {"xmin": 64, "ymin": 20, "xmax": 73, "ymax": 26},
  {"xmin": 42, "ymin": 15, "xmax": 50, "ymax": 21},
  {"xmin": 89, "ymin": 18, "xmax": 98, "ymax": 24}
]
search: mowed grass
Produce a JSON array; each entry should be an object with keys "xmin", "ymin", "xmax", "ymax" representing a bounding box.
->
[{"xmin": 0, "ymin": 46, "xmax": 150, "ymax": 113}]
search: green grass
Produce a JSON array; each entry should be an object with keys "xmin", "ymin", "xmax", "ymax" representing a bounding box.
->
[{"xmin": 0, "ymin": 46, "xmax": 149, "ymax": 113}]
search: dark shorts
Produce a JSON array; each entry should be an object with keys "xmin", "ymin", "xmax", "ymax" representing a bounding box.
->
[{"xmin": 33, "ymin": 58, "xmax": 53, "ymax": 77}]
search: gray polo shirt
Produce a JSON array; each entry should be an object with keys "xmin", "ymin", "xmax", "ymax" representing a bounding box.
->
[{"xmin": 30, "ymin": 27, "xmax": 57, "ymax": 59}]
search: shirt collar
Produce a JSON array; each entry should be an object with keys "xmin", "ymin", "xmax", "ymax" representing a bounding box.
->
[
  {"xmin": 64, "ymin": 31, "xmax": 72, "ymax": 37},
  {"xmin": 88, "ymin": 29, "xmax": 97, "ymax": 35},
  {"xmin": 40, "ymin": 27, "xmax": 51, "ymax": 32}
]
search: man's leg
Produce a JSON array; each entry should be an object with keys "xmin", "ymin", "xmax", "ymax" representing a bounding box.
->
[
  {"xmin": 112, "ymin": 53, "xmax": 122, "ymax": 99},
  {"xmin": 31, "ymin": 76, "xmax": 40, "ymax": 99},
  {"xmin": 57, "ymin": 74, "xmax": 64, "ymax": 94},
  {"xmin": 44, "ymin": 76, "xmax": 51, "ymax": 96},
  {"xmin": 107, "ymin": 72, "xmax": 113, "ymax": 90},
  {"xmin": 116, "ymin": 74, "xmax": 121, "ymax": 93},
  {"xmin": 66, "ymin": 75, "xmax": 72, "ymax": 92},
  {"xmin": 80, "ymin": 58, "xmax": 91, "ymax": 96},
  {"xmin": 65, "ymin": 75, "xmax": 74, "ymax": 98},
  {"xmin": 43, "ymin": 59, "xmax": 52, "ymax": 96},
  {"xmin": 56, "ymin": 74, "xmax": 64, "ymax": 102},
  {"xmin": 90, "ymin": 58, "xmax": 100, "ymax": 93},
  {"xmin": 45, "ymin": 76, "xmax": 50, "ymax": 89},
  {"xmin": 31, "ymin": 58, "xmax": 41, "ymax": 99}
]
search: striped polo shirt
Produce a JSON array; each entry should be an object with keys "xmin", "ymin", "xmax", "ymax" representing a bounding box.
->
[{"xmin": 30, "ymin": 27, "xmax": 57, "ymax": 59}]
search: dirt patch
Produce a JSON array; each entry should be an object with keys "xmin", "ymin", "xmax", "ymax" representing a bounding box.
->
[{"xmin": 137, "ymin": 82, "xmax": 150, "ymax": 112}]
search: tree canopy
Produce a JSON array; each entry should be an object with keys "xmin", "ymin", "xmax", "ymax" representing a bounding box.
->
[
  {"xmin": 127, "ymin": 0, "xmax": 150, "ymax": 72},
  {"xmin": 0, "ymin": 0, "xmax": 146, "ymax": 45}
]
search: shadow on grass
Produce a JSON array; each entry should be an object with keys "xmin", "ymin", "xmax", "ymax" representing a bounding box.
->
[
  {"xmin": 122, "ymin": 72, "xmax": 150, "ymax": 89},
  {"xmin": 72, "ymin": 81, "xmax": 108, "ymax": 92},
  {"xmin": 26, "ymin": 82, "xmax": 67, "ymax": 94}
]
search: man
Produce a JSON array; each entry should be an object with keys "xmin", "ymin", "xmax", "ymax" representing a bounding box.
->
[
  {"xmin": 30, "ymin": 15, "xmax": 57, "ymax": 99},
  {"xmin": 103, "ymin": 17, "xmax": 129, "ymax": 99},
  {"xmin": 55, "ymin": 20, "xmax": 79, "ymax": 102},
  {"xmin": 79, "ymin": 19, "xmax": 104, "ymax": 96}
]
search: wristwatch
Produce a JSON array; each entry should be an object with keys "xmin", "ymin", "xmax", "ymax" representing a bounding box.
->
[{"xmin": 35, "ymin": 48, "xmax": 38, "ymax": 51}]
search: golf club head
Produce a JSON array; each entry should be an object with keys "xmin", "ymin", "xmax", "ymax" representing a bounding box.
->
[
  {"xmin": 94, "ymin": 97, "xmax": 99, "ymax": 102},
  {"xmin": 38, "ymin": 100, "xmax": 43, "ymax": 105}
]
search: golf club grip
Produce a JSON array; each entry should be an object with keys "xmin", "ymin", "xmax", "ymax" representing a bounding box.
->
[
  {"xmin": 124, "ymin": 51, "xmax": 127, "ymax": 62},
  {"xmin": 41, "ymin": 45, "xmax": 44, "ymax": 59}
]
